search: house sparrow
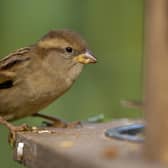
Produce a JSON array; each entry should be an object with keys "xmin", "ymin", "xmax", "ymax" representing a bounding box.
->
[{"xmin": 0, "ymin": 30, "xmax": 96, "ymax": 137}]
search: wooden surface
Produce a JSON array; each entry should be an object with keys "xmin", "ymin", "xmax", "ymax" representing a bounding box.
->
[
  {"xmin": 13, "ymin": 120, "xmax": 165, "ymax": 168},
  {"xmin": 144, "ymin": 0, "xmax": 168, "ymax": 163}
]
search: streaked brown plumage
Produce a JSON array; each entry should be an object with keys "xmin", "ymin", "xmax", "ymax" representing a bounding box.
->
[{"xmin": 0, "ymin": 30, "xmax": 96, "ymax": 122}]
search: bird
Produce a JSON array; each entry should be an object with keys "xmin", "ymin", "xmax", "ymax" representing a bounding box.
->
[{"xmin": 0, "ymin": 29, "xmax": 96, "ymax": 139}]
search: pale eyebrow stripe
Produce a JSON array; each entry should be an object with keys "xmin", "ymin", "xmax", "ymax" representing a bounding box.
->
[{"xmin": 45, "ymin": 47, "xmax": 65, "ymax": 53}]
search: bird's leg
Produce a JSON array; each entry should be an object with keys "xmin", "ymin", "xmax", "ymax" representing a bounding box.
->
[
  {"xmin": 0, "ymin": 116, "xmax": 31, "ymax": 146},
  {"xmin": 33, "ymin": 113, "xmax": 82, "ymax": 128}
]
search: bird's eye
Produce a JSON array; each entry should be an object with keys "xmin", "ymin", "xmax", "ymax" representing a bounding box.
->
[{"xmin": 65, "ymin": 47, "xmax": 73, "ymax": 53}]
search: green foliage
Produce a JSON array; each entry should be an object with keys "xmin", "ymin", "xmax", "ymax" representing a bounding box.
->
[{"xmin": 0, "ymin": 0, "xmax": 143, "ymax": 167}]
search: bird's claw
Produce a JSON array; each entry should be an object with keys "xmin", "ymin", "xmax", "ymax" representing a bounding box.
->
[
  {"xmin": 66, "ymin": 121, "xmax": 82, "ymax": 128},
  {"xmin": 8, "ymin": 124, "xmax": 31, "ymax": 147}
]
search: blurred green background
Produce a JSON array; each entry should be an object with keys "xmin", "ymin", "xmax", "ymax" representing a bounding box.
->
[{"xmin": 0, "ymin": 0, "xmax": 143, "ymax": 167}]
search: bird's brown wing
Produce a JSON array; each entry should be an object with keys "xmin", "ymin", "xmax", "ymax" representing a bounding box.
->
[
  {"xmin": 0, "ymin": 47, "xmax": 31, "ymax": 70},
  {"xmin": 0, "ymin": 47, "xmax": 31, "ymax": 89}
]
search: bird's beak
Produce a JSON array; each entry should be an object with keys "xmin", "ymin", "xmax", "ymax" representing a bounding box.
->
[{"xmin": 73, "ymin": 51, "xmax": 97, "ymax": 64}]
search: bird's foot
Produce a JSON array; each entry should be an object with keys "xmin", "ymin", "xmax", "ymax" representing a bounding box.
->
[
  {"xmin": 66, "ymin": 120, "xmax": 82, "ymax": 128},
  {"xmin": 0, "ymin": 116, "xmax": 31, "ymax": 146},
  {"xmin": 8, "ymin": 124, "xmax": 31, "ymax": 146}
]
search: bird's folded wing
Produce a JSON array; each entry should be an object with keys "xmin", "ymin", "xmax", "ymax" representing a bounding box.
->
[{"xmin": 0, "ymin": 47, "xmax": 31, "ymax": 86}]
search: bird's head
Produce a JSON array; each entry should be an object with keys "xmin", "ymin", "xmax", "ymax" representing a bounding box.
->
[{"xmin": 36, "ymin": 30, "xmax": 96, "ymax": 81}]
